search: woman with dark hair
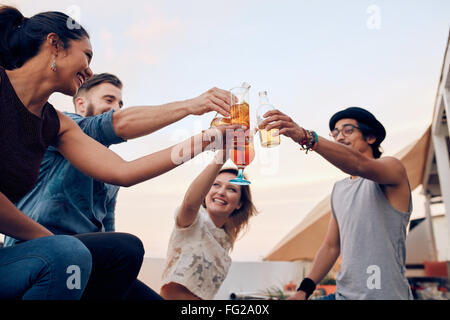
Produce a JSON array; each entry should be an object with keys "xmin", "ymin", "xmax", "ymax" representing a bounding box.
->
[
  {"xmin": 0, "ymin": 6, "xmax": 234, "ymax": 299},
  {"xmin": 0, "ymin": 5, "xmax": 94, "ymax": 300},
  {"xmin": 160, "ymin": 148, "xmax": 258, "ymax": 300}
]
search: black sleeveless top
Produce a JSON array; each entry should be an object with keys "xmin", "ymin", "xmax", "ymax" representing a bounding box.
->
[{"xmin": 0, "ymin": 67, "xmax": 60, "ymax": 204}]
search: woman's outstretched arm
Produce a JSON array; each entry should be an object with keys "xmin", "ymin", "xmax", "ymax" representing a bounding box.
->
[
  {"xmin": 177, "ymin": 150, "xmax": 227, "ymax": 228},
  {"xmin": 56, "ymin": 111, "xmax": 239, "ymax": 187}
]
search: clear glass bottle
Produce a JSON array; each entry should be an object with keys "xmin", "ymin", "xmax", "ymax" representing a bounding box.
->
[{"xmin": 257, "ymin": 91, "xmax": 280, "ymax": 148}]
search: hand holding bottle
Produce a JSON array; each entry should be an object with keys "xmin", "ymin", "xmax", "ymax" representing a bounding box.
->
[{"xmin": 257, "ymin": 91, "xmax": 280, "ymax": 148}]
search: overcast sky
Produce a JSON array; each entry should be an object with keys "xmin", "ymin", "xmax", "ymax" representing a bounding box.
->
[{"xmin": 5, "ymin": 0, "xmax": 450, "ymax": 260}]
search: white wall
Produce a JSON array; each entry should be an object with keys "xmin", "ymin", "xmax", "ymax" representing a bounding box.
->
[
  {"xmin": 137, "ymin": 257, "xmax": 311, "ymax": 300},
  {"xmin": 433, "ymin": 215, "xmax": 450, "ymax": 262},
  {"xmin": 406, "ymin": 214, "xmax": 449, "ymax": 264},
  {"xmin": 216, "ymin": 260, "xmax": 311, "ymax": 300}
]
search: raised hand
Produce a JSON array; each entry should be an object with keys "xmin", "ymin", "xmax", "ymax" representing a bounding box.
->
[
  {"xmin": 259, "ymin": 109, "xmax": 306, "ymax": 144},
  {"xmin": 188, "ymin": 87, "xmax": 231, "ymax": 117},
  {"xmin": 203, "ymin": 124, "xmax": 247, "ymax": 153}
]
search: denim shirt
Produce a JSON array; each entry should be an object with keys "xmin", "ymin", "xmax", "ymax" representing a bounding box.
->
[{"xmin": 4, "ymin": 110, "xmax": 125, "ymax": 247}]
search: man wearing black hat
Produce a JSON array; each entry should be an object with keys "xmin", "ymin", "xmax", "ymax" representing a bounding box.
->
[{"xmin": 260, "ymin": 107, "xmax": 413, "ymax": 300}]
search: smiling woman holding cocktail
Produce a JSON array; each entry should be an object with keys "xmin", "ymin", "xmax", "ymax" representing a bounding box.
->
[{"xmin": 160, "ymin": 147, "xmax": 258, "ymax": 300}]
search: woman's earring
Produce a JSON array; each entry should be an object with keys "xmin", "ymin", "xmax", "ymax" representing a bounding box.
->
[{"xmin": 50, "ymin": 57, "xmax": 56, "ymax": 72}]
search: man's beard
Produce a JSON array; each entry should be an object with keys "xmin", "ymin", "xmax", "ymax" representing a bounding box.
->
[{"xmin": 84, "ymin": 102, "xmax": 95, "ymax": 117}]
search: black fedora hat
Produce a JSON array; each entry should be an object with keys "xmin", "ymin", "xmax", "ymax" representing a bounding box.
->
[{"xmin": 329, "ymin": 107, "xmax": 386, "ymax": 144}]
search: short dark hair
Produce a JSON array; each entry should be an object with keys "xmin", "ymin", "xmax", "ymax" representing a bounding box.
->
[
  {"xmin": 73, "ymin": 73, "xmax": 123, "ymax": 103},
  {"xmin": 357, "ymin": 121, "xmax": 383, "ymax": 159},
  {"xmin": 0, "ymin": 6, "xmax": 89, "ymax": 69}
]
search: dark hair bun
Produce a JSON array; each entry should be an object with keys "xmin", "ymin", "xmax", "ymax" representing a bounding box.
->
[
  {"xmin": 0, "ymin": 5, "xmax": 89, "ymax": 70},
  {"xmin": 0, "ymin": 6, "xmax": 25, "ymax": 69}
]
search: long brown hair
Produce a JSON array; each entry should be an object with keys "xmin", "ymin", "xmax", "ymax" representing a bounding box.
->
[{"xmin": 203, "ymin": 168, "xmax": 258, "ymax": 250}]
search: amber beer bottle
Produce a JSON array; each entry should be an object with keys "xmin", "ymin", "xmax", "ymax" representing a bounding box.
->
[{"xmin": 257, "ymin": 91, "xmax": 280, "ymax": 147}]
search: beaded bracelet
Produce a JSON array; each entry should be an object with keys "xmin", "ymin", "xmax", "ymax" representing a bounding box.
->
[
  {"xmin": 311, "ymin": 131, "xmax": 319, "ymax": 151},
  {"xmin": 299, "ymin": 129, "xmax": 318, "ymax": 154},
  {"xmin": 299, "ymin": 128, "xmax": 309, "ymax": 145}
]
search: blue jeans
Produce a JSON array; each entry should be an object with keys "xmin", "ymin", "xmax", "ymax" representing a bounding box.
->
[{"xmin": 0, "ymin": 235, "xmax": 92, "ymax": 300}]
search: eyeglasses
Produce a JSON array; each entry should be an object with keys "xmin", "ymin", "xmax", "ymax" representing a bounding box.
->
[{"xmin": 329, "ymin": 124, "xmax": 360, "ymax": 139}]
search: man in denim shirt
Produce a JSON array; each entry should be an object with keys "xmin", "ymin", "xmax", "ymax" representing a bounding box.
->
[
  {"xmin": 4, "ymin": 73, "xmax": 232, "ymax": 299},
  {"xmin": 6, "ymin": 75, "xmax": 125, "ymax": 237}
]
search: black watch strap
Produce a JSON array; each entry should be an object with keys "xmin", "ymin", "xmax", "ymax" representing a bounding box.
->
[{"xmin": 297, "ymin": 278, "xmax": 316, "ymax": 299}]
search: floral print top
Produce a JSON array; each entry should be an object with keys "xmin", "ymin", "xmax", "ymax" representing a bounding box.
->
[{"xmin": 161, "ymin": 206, "xmax": 232, "ymax": 299}]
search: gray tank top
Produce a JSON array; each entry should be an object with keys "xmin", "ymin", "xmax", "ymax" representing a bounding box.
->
[{"xmin": 331, "ymin": 177, "xmax": 413, "ymax": 300}]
